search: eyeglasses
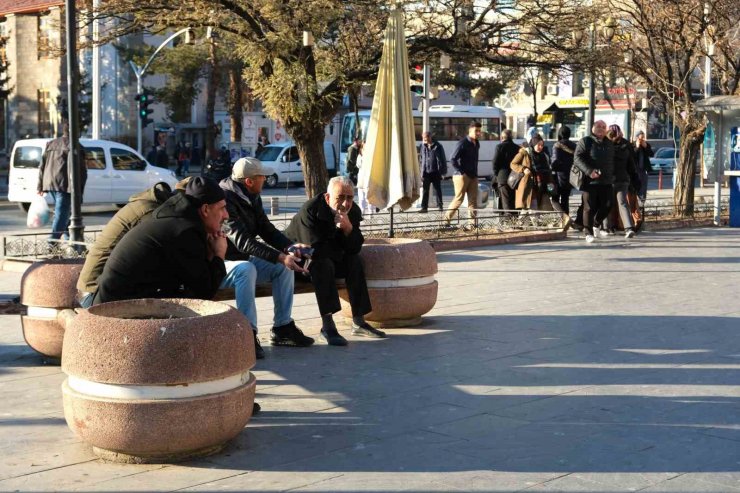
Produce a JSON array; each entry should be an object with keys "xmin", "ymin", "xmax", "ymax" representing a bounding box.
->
[{"xmin": 335, "ymin": 194, "xmax": 354, "ymax": 202}]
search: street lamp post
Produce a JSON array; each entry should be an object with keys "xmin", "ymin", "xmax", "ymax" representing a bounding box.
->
[
  {"xmin": 130, "ymin": 28, "xmax": 193, "ymax": 154},
  {"xmin": 574, "ymin": 18, "xmax": 617, "ymax": 133}
]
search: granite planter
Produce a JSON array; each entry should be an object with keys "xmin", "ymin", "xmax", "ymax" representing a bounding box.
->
[
  {"xmin": 340, "ymin": 238, "xmax": 438, "ymax": 327},
  {"xmin": 61, "ymin": 298, "xmax": 256, "ymax": 463}
]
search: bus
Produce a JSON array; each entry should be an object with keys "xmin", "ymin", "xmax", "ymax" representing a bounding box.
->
[{"xmin": 338, "ymin": 105, "xmax": 505, "ymax": 179}]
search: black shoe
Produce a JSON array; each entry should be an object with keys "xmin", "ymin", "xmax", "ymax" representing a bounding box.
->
[
  {"xmin": 253, "ymin": 331, "xmax": 265, "ymax": 359},
  {"xmin": 252, "ymin": 402, "xmax": 261, "ymax": 415},
  {"xmin": 419, "ymin": 208, "xmax": 428, "ymax": 213},
  {"xmin": 320, "ymin": 327, "xmax": 348, "ymax": 346},
  {"xmin": 351, "ymin": 322, "xmax": 387, "ymax": 338},
  {"xmin": 438, "ymin": 206, "xmax": 444, "ymax": 211},
  {"xmin": 271, "ymin": 321, "xmax": 315, "ymax": 347}
]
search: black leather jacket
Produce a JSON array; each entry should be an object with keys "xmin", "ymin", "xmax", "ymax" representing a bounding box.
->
[{"xmin": 219, "ymin": 178, "xmax": 292, "ymax": 263}]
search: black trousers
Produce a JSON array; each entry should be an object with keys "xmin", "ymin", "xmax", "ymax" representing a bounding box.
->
[
  {"xmin": 420, "ymin": 173, "xmax": 443, "ymax": 209},
  {"xmin": 308, "ymin": 255, "xmax": 372, "ymax": 317},
  {"xmin": 497, "ymin": 183, "xmax": 515, "ymax": 211},
  {"xmin": 582, "ymin": 184, "xmax": 613, "ymax": 234}
]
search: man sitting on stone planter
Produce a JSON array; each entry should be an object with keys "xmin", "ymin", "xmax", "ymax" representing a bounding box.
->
[
  {"xmin": 92, "ymin": 177, "xmax": 229, "ymax": 306},
  {"xmin": 76, "ymin": 182, "xmax": 173, "ymax": 308},
  {"xmin": 285, "ymin": 176, "xmax": 386, "ymax": 346},
  {"xmin": 219, "ymin": 157, "xmax": 315, "ymax": 359}
]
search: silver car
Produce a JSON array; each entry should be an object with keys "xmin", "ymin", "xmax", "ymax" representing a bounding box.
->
[{"xmin": 649, "ymin": 147, "xmax": 677, "ymax": 174}]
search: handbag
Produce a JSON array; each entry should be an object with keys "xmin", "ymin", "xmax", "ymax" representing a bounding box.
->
[
  {"xmin": 569, "ymin": 165, "xmax": 584, "ymax": 190},
  {"xmin": 507, "ymin": 170, "xmax": 524, "ymax": 189}
]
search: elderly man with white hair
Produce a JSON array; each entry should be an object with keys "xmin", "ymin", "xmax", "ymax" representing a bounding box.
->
[
  {"xmin": 285, "ymin": 176, "xmax": 386, "ymax": 346},
  {"xmin": 219, "ymin": 157, "xmax": 315, "ymax": 358}
]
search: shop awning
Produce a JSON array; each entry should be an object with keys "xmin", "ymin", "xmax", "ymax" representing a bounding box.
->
[
  {"xmin": 695, "ymin": 95, "xmax": 740, "ymax": 112},
  {"xmin": 542, "ymin": 103, "xmax": 559, "ymax": 114}
]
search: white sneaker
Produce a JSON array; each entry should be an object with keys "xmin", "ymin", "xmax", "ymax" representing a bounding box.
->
[
  {"xmin": 625, "ymin": 229, "xmax": 635, "ymax": 239},
  {"xmin": 593, "ymin": 227, "xmax": 608, "ymax": 238},
  {"xmin": 585, "ymin": 234, "xmax": 595, "ymax": 243}
]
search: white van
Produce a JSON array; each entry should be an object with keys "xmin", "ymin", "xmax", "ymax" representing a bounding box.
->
[
  {"xmin": 9, "ymin": 138, "xmax": 179, "ymax": 211},
  {"xmin": 256, "ymin": 141, "xmax": 337, "ymax": 188}
]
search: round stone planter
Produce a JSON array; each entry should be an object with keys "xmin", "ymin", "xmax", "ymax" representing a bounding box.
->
[
  {"xmin": 61, "ymin": 298, "xmax": 256, "ymax": 463},
  {"xmin": 20, "ymin": 259, "xmax": 83, "ymax": 361},
  {"xmin": 340, "ymin": 238, "xmax": 438, "ymax": 327}
]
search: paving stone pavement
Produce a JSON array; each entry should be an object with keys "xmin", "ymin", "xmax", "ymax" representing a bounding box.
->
[{"xmin": 0, "ymin": 227, "xmax": 738, "ymax": 492}]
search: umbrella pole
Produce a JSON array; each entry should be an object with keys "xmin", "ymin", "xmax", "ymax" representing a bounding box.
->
[{"xmin": 388, "ymin": 206, "xmax": 395, "ymax": 238}]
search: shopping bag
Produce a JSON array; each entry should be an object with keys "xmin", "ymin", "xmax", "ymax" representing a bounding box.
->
[{"xmin": 27, "ymin": 195, "xmax": 50, "ymax": 229}]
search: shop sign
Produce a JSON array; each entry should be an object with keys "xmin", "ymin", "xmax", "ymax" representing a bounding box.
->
[{"xmin": 558, "ymin": 98, "xmax": 589, "ymax": 108}]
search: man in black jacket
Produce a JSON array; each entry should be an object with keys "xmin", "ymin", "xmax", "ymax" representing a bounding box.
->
[
  {"xmin": 37, "ymin": 122, "xmax": 87, "ymax": 241},
  {"xmin": 573, "ymin": 120, "xmax": 615, "ymax": 243},
  {"xmin": 419, "ymin": 131, "xmax": 447, "ymax": 212},
  {"xmin": 93, "ymin": 177, "xmax": 228, "ymax": 305},
  {"xmin": 285, "ymin": 176, "xmax": 385, "ymax": 346},
  {"xmin": 444, "ymin": 121, "xmax": 481, "ymax": 225},
  {"xmin": 220, "ymin": 157, "xmax": 314, "ymax": 358},
  {"xmin": 492, "ymin": 129, "xmax": 520, "ymax": 211}
]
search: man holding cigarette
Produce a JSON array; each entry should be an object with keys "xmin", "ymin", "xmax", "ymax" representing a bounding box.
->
[{"xmin": 285, "ymin": 176, "xmax": 385, "ymax": 346}]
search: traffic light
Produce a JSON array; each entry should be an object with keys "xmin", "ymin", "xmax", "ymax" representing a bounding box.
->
[
  {"xmin": 136, "ymin": 91, "xmax": 154, "ymax": 127},
  {"xmin": 410, "ymin": 64, "xmax": 424, "ymax": 96}
]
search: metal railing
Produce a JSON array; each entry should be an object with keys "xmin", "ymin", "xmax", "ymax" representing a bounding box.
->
[{"xmin": 1, "ymin": 197, "xmax": 727, "ymax": 262}]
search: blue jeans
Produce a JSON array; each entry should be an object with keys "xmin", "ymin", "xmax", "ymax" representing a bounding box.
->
[
  {"xmin": 220, "ymin": 257, "xmax": 294, "ymax": 332},
  {"xmin": 48, "ymin": 191, "xmax": 71, "ymax": 240}
]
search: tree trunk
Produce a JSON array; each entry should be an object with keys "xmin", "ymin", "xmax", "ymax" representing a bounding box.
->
[
  {"xmin": 205, "ymin": 39, "xmax": 218, "ymax": 159},
  {"xmin": 289, "ymin": 124, "xmax": 328, "ymax": 198},
  {"xmin": 673, "ymin": 120, "xmax": 705, "ymax": 217},
  {"xmin": 229, "ymin": 66, "xmax": 243, "ymax": 143}
]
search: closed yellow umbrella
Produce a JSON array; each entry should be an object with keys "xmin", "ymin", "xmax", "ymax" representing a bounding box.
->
[{"xmin": 358, "ymin": 6, "xmax": 421, "ymax": 211}]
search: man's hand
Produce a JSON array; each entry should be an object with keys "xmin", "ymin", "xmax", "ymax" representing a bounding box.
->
[
  {"xmin": 590, "ymin": 170, "xmax": 601, "ymax": 179},
  {"xmin": 523, "ymin": 168, "xmax": 531, "ymax": 175},
  {"xmin": 207, "ymin": 232, "xmax": 227, "ymax": 260},
  {"xmin": 278, "ymin": 253, "xmax": 308, "ymax": 274},
  {"xmin": 37, "ymin": 191, "xmax": 44, "ymax": 196},
  {"xmin": 334, "ymin": 210, "xmax": 353, "ymax": 235}
]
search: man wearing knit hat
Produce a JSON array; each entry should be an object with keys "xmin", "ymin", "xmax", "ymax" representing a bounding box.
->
[
  {"xmin": 92, "ymin": 176, "xmax": 229, "ymax": 305},
  {"xmin": 219, "ymin": 157, "xmax": 315, "ymax": 359}
]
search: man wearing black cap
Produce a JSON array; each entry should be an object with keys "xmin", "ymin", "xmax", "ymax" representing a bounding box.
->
[
  {"xmin": 219, "ymin": 157, "xmax": 314, "ymax": 359},
  {"xmin": 92, "ymin": 177, "xmax": 229, "ymax": 305}
]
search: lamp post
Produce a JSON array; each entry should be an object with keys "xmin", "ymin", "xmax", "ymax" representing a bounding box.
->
[
  {"xmin": 130, "ymin": 28, "xmax": 193, "ymax": 154},
  {"xmin": 573, "ymin": 18, "xmax": 617, "ymax": 133}
]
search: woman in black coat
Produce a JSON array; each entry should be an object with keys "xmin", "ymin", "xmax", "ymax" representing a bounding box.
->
[{"xmin": 551, "ymin": 126, "xmax": 576, "ymax": 214}]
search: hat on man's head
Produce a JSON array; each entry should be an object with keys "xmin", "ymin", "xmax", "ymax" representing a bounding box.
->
[
  {"xmin": 232, "ymin": 157, "xmax": 268, "ymax": 180},
  {"xmin": 185, "ymin": 176, "xmax": 225, "ymax": 205}
]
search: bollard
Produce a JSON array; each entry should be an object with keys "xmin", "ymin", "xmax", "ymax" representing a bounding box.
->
[
  {"xmin": 270, "ymin": 196, "xmax": 280, "ymax": 215},
  {"xmin": 658, "ymin": 169, "xmax": 663, "ymax": 190}
]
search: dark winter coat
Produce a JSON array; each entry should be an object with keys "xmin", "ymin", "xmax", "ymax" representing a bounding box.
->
[
  {"xmin": 92, "ymin": 192, "xmax": 226, "ymax": 304},
  {"xmin": 612, "ymin": 137, "xmax": 639, "ymax": 185},
  {"xmin": 450, "ymin": 136, "xmax": 480, "ymax": 178},
  {"xmin": 284, "ymin": 194, "xmax": 364, "ymax": 263},
  {"xmin": 37, "ymin": 136, "xmax": 87, "ymax": 195},
  {"xmin": 220, "ymin": 178, "xmax": 293, "ymax": 263},
  {"xmin": 633, "ymin": 141, "xmax": 654, "ymax": 174},
  {"xmin": 420, "ymin": 140, "xmax": 447, "ymax": 176},
  {"xmin": 551, "ymin": 139, "xmax": 577, "ymax": 189},
  {"xmin": 492, "ymin": 138, "xmax": 520, "ymax": 186},
  {"xmin": 574, "ymin": 135, "xmax": 615, "ymax": 186},
  {"xmin": 77, "ymin": 184, "xmax": 172, "ymax": 293}
]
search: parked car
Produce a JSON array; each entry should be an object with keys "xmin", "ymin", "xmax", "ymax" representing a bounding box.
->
[
  {"xmin": 9, "ymin": 138, "xmax": 179, "ymax": 211},
  {"xmin": 256, "ymin": 141, "xmax": 337, "ymax": 188},
  {"xmin": 649, "ymin": 147, "xmax": 677, "ymax": 174}
]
